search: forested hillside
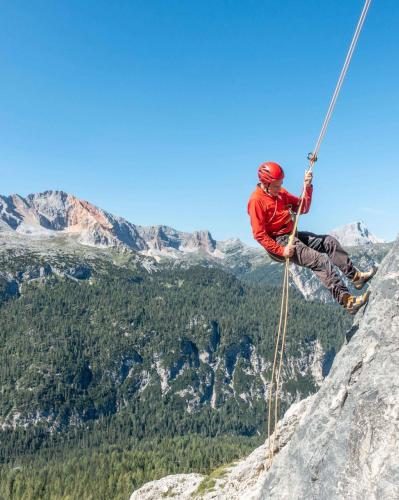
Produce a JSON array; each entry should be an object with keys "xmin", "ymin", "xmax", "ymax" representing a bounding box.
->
[{"xmin": 0, "ymin": 248, "xmax": 351, "ymax": 498}]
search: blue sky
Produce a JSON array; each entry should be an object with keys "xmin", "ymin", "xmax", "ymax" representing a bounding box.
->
[{"xmin": 1, "ymin": 0, "xmax": 398, "ymax": 244}]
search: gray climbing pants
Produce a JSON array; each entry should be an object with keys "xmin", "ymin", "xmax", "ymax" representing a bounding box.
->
[{"xmin": 275, "ymin": 231, "xmax": 357, "ymax": 305}]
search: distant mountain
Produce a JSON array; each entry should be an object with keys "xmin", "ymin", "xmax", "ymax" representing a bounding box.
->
[
  {"xmin": 330, "ymin": 221, "xmax": 384, "ymax": 247},
  {"xmin": 0, "ymin": 191, "xmax": 220, "ymax": 256},
  {"xmin": 0, "ymin": 191, "xmax": 387, "ymax": 256}
]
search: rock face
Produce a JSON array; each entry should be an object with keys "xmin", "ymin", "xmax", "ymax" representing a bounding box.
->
[
  {"xmin": 260, "ymin": 236, "xmax": 399, "ymax": 499},
  {"xmin": 129, "ymin": 237, "xmax": 399, "ymax": 499},
  {"xmin": 130, "ymin": 474, "xmax": 205, "ymax": 500}
]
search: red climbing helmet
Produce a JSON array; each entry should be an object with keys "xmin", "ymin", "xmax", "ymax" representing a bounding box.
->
[{"xmin": 258, "ymin": 162, "xmax": 285, "ymax": 185}]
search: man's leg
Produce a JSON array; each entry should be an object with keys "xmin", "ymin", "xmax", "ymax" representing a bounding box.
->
[
  {"xmin": 276, "ymin": 234, "xmax": 350, "ymax": 305},
  {"xmin": 295, "ymin": 232, "xmax": 357, "ymax": 280}
]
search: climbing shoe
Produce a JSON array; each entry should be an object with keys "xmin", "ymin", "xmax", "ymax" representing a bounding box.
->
[
  {"xmin": 352, "ymin": 266, "xmax": 377, "ymax": 290},
  {"xmin": 343, "ymin": 291, "xmax": 370, "ymax": 315}
]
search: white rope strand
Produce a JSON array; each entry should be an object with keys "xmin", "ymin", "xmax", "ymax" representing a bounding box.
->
[
  {"xmin": 290, "ymin": 0, "xmax": 372, "ymax": 241},
  {"xmin": 312, "ymin": 0, "xmax": 372, "ymax": 163}
]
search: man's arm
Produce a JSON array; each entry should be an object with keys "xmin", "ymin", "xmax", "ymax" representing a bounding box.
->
[
  {"xmin": 248, "ymin": 199, "xmax": 285, "ymax": 257},
  {"xmin": 286, "ymin": 184, "xmax": 313, "ymax": 215},
  {"xmin": 300, "ymin": 170, "xmax": 313, "ymax": 213}
]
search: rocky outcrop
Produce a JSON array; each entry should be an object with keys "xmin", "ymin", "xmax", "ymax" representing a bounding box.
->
[
  {"xmin": 259, "ymin": 236, "xmax": 399, "ymax": 499},
  {"xmin": 129, "ymin": 237, "xmax": 399, "ymax": 499},
  {"xmin": 145, "ymin": 330, "xmax": 325, "ymax": 416},
  {"xmin": 0, "ymin": 261, "xmax": 93, "ymax": 302},
  {"xmin": 131, "ymin": 473, "xmax": 205, "ymax": 500},
  {"xmin": 137, "ymin": 226, "xmax": 217, "ymax": 255}
]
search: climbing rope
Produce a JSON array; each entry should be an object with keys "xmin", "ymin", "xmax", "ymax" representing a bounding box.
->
[
  {"xmin": 267, "ymin": 258, "xmax": 289, "ymax": 461},
  {"xmin": 267, "ymin": 0, "xmax": 372, "ymax": 465}
]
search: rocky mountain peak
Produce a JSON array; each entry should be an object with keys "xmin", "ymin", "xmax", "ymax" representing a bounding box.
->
[
  {"xmin": 0, "ymin": 191, "xmax": 220, "ymax": 256},
  {"xmin": 330, "ymin": 221, "xmax": 384, "ymax": 247},
  {"xmin": 27, "ymin": 190, "xmax": 114, "ymax": 230},
  {"xmin": 186, "ymin": 230, "xmax": 216, "ymax": 252},
  {"xmin": 0, "ymin": 190, "xmax": 114, "ymax": 235}
]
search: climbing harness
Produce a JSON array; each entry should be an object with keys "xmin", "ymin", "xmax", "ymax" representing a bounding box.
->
[{"xmin": 267, "ymin": 0, "xmax": 372, "ymax": 464}]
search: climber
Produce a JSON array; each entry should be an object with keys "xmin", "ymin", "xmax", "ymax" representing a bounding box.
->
[{"xmin": 247, "ymin": 161, "xmax": 377, "ymax": 314}]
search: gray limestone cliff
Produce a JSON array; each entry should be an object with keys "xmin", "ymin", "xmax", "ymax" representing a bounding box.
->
[
  {"xmin": 130, "ymin": 236, "xmax": 399, "ymax": 499},
  {"xmin": 260, "ymin": 235, "xmax": 399, "ymax": 499}
]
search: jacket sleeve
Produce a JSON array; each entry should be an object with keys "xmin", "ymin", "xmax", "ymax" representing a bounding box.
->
[
  {"xmin": 247, "ymin": 199, "xmax": 285, "ymax": 257},
  {"xmin": 285, "ymin": 185, "xmax": 313, "ymax": 214}
]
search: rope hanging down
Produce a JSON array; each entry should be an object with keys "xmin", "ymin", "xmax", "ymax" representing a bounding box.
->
[{"xmin": 267, "ymin": 0, "xmax": 372, "ymax": 465}]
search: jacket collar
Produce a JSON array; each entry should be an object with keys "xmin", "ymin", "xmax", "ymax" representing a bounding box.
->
[{"xmin": 256, "ymin": 183, "xmax": 281, "ymax": 200}]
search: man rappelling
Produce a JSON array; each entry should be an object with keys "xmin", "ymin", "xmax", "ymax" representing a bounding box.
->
[{"xmin": 247, "ymin": 161, "xmax": 376, "ymax": 314}]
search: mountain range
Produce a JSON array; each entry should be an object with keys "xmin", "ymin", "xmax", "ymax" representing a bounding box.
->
[
  {"xmin": 0, "ymin": 190, "xmax": 392, "ymax": 303},
  {"xmin": 0, "ymin": 191, "xmax": 220, "ymax": 256},
  {"xmin": 0, "ymin": 190, "xmax": 386, "ymax": 254}
]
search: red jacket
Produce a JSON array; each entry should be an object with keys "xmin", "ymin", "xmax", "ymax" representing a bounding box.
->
[{"xmin": 247, "ymin": 184, "xmax": 313, "ymax": 257}]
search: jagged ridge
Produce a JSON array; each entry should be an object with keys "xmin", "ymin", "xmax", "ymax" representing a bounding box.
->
[{"xmin": 0, "ymin": 191, "xmax": 217, "ymax": 255}]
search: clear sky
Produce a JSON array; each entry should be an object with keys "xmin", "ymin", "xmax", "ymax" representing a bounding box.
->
[{"xmin": 1, "ymin": 1, "xmax": 398, "ymax": 244}]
